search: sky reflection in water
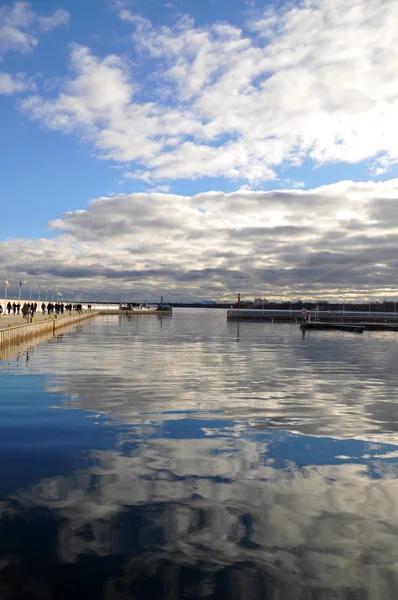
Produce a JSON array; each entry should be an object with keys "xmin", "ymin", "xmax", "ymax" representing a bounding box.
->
[{"xmin": 1, "ymin": 309, "xmax": 398, "ymax": 599}]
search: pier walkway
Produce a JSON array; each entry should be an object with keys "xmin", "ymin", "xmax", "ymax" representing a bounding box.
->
[{"xmin": 0, "ymin": 311, "xmax": 88, "ymax": 328}]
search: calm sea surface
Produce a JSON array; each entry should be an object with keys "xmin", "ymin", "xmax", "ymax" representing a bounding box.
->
[{"xmin": 1, "ymin": 308, "xmax": 398, "ymax": 599}]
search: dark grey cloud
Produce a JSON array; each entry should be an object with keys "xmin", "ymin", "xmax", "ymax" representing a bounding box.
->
[
  {"xmin": 229, "ymin": 225, "xmax": 313, "ymax": 240},
  {"xmin": 2, "ymin": 182, "xmax": 398, "ymax": 300}
]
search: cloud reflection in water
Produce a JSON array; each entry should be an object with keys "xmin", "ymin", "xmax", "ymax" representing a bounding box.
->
[{"xmin": 1, "ymin": 310, "xmax": 398, "ymax": 598}]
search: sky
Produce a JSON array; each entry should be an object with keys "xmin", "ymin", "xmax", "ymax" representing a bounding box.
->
[{"xmin": 1, "ymin": 0, "xmax": 398, "ymax": 302}]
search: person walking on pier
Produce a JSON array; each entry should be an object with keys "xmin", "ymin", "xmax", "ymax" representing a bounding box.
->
[
  {"xmin": 41, "ymin": 302, "xmax": 46, "ymax": 315},
  {"xmin": 0, "ymin": 305, "xmax": 2, "ymax": 317},
  {"xmin": 7, "ymin": 302, "xmax": 11, "ymax": 314},
  {"xmin": 12, "ymin": 302, "xmax": 16, "ymax": 315},
  {"xmin": 17, "ymin": 303, "xmax": 20, "ymax": 314}
]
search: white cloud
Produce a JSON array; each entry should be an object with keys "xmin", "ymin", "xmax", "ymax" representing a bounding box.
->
[
  {"xmin": 0, "ymin": 2, "xmax": 69, "ymax": 59},
  {"xmin": 19, "ymin": 0, "xmax": 398, "ymax": 182},
  {"xmin": 37, "ymin": 8, "xmax": 69, "ymax": 32},
  {"xmin": 1, "ymin": 179, "xmax": 398, "ymax": 300},
  {"xmin": 0, "ymin": 71, "xmax": 34, "ymax": 94},
  {"xmin": 21, "ymin": 44, "xmax": 163, "ymax": 161}
]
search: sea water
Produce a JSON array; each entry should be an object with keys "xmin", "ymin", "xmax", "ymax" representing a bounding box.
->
[{"xmin": 1, "ymin": 308, "xmax": 398, "ymax": 599}]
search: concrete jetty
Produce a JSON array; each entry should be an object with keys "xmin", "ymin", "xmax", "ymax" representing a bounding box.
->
[
  {"xmin": 0, "ymin": 311, "xmax": 98, "ymax": 348},
  {"xmin": 0, "ymin": 320, "xmax": 91, "ymax": 363},
  {"xmin": 227, "ymin": 309, "xmax": 398, "ymax": 324},
  {"xmin": 0, "ymin": 308, "xmax": 172, "ymax": 349}
]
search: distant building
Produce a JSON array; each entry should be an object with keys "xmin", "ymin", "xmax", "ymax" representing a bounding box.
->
[
  {"xmin": 254, "ymin": 298, "xmax": 268, "ymax": 306},
  {"xmin": 200, "ymin": 300, "xmax": 216, "ymax": 305}
]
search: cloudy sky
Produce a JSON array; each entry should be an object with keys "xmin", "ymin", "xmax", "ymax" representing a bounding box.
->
[{"xmin": 1, "ymin": 0, "xmax": 398, "ymax": 301}]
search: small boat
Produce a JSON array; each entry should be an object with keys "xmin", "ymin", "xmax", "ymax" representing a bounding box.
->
[
  {"xmin": 119, "ymin": 302, "xmax": 172, "ymax": 313},
  {"xmin": 132, "ymin": 304, "xmax": 157, "ymax": 312}
]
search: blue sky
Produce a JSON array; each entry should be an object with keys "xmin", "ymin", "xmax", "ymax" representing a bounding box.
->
[{"xmin": 1, "ymin": 0, "xmax": 398, "ymax": 301}]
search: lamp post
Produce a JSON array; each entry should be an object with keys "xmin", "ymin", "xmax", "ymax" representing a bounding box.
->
[
  {"xmin": 4, "ymin": 276, "xmax": 12, "ymax": 314},
  {"xmin": 18, "ymin": 280, "xmax": 25, "ymax": 302}
]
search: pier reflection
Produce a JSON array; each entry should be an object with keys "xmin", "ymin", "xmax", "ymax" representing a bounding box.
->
[
  {"xmin": 0, "ymin": 323, "xmax": 86, "ymax": 367},
  {"xmin": 0, "ymin": 331, "xmax": 59, "ymax": 375}
]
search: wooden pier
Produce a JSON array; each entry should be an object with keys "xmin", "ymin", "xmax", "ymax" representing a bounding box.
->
[
  {"xmin": 358, "ymin": 322, "xmax": 398, "ymax": 331},
  {"xmin": 101, "ymin": 310, "xmax": 172, "ymax": 316},
  {"xmin": 300, "ymin": 322, "xmax": 364, "ymax": 333}
]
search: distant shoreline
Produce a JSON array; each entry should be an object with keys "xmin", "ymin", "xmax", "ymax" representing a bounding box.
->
[{"xmin": 2, "ymin": 298, "xmax": 396, "ymax": 313}]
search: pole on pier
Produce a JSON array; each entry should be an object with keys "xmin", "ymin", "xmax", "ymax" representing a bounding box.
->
[
  {"xmin": 237, "ymin": 293, "xmax": 240, "ymax": 314},
  {"xmin": 4, "ymin": 277, "xmax": 12, "ymax": 314}
]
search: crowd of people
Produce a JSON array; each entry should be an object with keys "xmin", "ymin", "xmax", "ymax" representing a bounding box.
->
[{"xmin": 0, "ymin": 302, "xmax": 84, "ymax": 317}]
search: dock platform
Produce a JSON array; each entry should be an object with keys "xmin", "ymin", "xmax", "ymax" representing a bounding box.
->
[
  {"xmin": 300, "ymin": 322, "xmax": 364, "ymax": 333},
  {"xmin": 100, "ymin": 310, "xmax": 172, "ymax": 316},
  {"xmin": 227, "ymin": 309, "xmax": 398, "ymax": 325}
]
